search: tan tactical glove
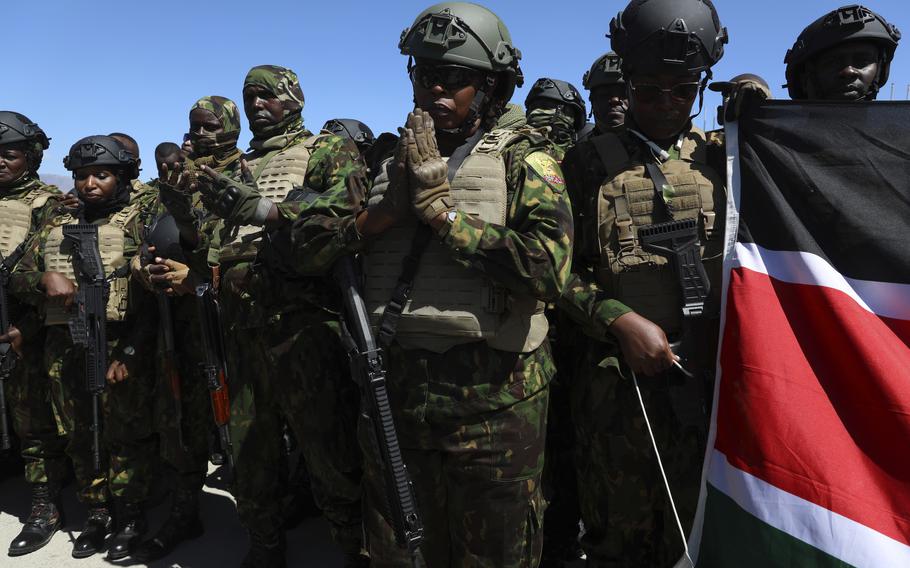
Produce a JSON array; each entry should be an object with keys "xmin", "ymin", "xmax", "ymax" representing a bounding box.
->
[
  {"xmin": 369, "ymin": 132, "xmax": 411, "ymax": 220},
  {"xmin": 130, "ymin": 255, "xmax": 154, "ymax": 291},
  {"xmin": 404, "ymin": 111, "xmax": 453, "ymax": 224}
]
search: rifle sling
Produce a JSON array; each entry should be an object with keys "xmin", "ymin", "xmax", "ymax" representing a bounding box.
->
[{"xmin": 375, "ymin": 129, "xmax": 484, "ymax": 348}]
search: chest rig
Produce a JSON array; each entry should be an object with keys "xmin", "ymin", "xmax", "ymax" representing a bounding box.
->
[
  {"xmin": 591, "ymin": 126, "xmax": 726, "ymax": 335},
  {"xmin": 43, "ymin": 202, "xmax": 143, "ymax": 325},
  {"xmin": 0, "ymin": 186, "xmax": 55, "ymax": 260},
  {"xmin": 364, "ymin": 128, "xmax": 548, "ymax": 354},
  {"xmin": 219, "ymin": 135, "xmax": 324, "ymax": 264}
]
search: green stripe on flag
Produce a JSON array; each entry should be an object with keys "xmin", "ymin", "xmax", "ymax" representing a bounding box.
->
[{"xmin": 698, "ymin": 484, "xmax": 855, "ymax": 568}]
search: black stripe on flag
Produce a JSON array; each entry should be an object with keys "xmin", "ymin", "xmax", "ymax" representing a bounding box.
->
[{"xmin": 736, "ymin": 101, "xmax": 910, "ymax": 285}]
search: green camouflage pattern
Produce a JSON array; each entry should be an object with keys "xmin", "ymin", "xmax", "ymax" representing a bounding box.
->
[
  {"xmin": 226, "ymin": 318, "xmax": 362, "ymax": 552},
  {"xmin": 279, "ymin": 115, "xmax": 572, "ymax": 565},
  {"xmin": 570, "ymin": 339, "xmax": 706, "ymax": 567},
  {"xmin": 181, "ymin": 131, "xmax": 366, "ymax": 551},
  {"xmin": 244, "ymin": 65, "xmax": 305, "ymax": 138},
  {"xmin": 11, "ymin": 199, "xmax": 160, "ymax": 505},
  {"xmin": 192, "ymin": 95, "xmax": 241, "ymax": 136},
  {"xmin": 557, "ymin": 130, "xmax": 717, "ymax": 566},
  {"xmin": 190, "ymin": 95, "xmax": 242, "ymax": 164}
]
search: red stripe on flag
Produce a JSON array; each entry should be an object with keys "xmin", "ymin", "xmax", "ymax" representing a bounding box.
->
[{"xmin": 716, "ymin": 267, "xmax": 910, "ymax": 546}]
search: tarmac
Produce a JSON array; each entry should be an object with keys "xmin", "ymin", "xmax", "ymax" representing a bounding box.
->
[{"xmin": 0, "ymin": 463, "xmax": 344, "ymax": 568}]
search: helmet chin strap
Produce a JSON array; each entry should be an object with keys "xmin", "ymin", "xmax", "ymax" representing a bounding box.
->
[
  {"xmin": 688, "ymin": 71, "xmax": 711, "ymax": 122},
  {"xmin": 438, "ymin": 75, "xmax": 496, "ymax": 137}
]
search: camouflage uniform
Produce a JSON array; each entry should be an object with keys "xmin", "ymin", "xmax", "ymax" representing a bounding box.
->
[
  {"xmin": 278, "ymin": 103, "xmax": 574, "ymax": 567},
  {"xmin": 2, "ymin": 177, "xmax": 66, "ymax": 487},
  {"xmin": 182, "ymin": 66, "xmax": 363, "ymax": 555},
  {"xmin": 11, "ymin": 197, "xmax": 158, "ymax": 508},
  {"xmin": 151, "ymin": 96, "xmax": 243, "ymax": 498},
  {"xmin": 558, "ymin": 124, "xmax": 726, "ymax": 567}
]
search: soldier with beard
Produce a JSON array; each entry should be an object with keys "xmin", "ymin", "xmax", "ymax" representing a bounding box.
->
[
  {"xmin": 159, "ymin": 65, "xmax": 365, "ymax": 567},
  {"xmin": 0, "ymin": 111, "xmax": 67, "ymax": 557},
  {"xmin": 131, "ymin": 96, "xmax": 244, "ymax": 562}
]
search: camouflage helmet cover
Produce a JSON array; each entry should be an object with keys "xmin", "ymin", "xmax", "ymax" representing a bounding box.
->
[
  {"xmin": 64, "ymin": 135, "xmax": 139, "ymax": 180},
  {"xmin": 400, "ymin": 2, "xmax": 524, "ymax": 99},
  {"xmin": 524, "ymin": 78, "xmax": 587, "ymax": 131},
  {"xmin": 583, "ymin": 52, "xmax": 625, "ymax": 90},
  {"xmin": 784, "ymin": 5, "xmax": 901, "ymax": 99},
  {"xmin": 610, "ymin": 0, "xmax": 728, "ymax": 76}
]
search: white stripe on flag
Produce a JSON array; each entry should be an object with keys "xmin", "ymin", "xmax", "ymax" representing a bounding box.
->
[
  {"xmin": 707, "ymin": 450, "xmax": 910, "ymax": 567},
  {"xmin": 733, "ymin": 242, "xmax": 910, "ymax": 321}
]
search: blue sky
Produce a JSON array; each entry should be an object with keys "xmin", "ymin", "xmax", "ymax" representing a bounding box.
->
[{"xmin": 7, "ymin": 0, "xmax": 908, "ymax": 176}]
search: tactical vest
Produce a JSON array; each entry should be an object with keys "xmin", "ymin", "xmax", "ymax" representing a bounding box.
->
[
  {"xmin": 0, "ymin": 187, "xmax": 55, "ymax": 260},
  {"xmin": 43, "ymin": 202, "xmax": 143, "ymax": 325},
  {"xmin": 591, "ymin": 127, "xmax": 725, "ymax": 335},
  {"xmin": 364, "ymin": 128, "xmax": 549, "ymax": 354},
  {"xmin": 219, "ymin": 135, "xmax": 322, "ymax": 264}
]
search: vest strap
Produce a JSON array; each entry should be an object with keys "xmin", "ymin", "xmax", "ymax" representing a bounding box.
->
[{"xmin": 376, "ymin": 224, "xmax": 433, "ymax": 348}]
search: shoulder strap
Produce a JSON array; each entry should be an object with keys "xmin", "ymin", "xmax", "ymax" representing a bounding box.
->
[
  {"xmin": 590, "ymin": 133, "xmax": 630, "ymax": 178},
  {"xmin": 376, "ymin": 224, "xmax": 433, "ymax": 348}
]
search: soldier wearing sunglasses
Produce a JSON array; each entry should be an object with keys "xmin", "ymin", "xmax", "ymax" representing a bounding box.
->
[{"xmin": 558, "ymin": 0, "xmax": 730, "ymax": 565}]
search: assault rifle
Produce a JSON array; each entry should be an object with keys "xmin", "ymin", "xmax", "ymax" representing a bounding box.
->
[
  {"xmin": 0, "ymin": 241, "xmax": 30, "ymax": 451},
  {"xmin": 195, "ymin": 283, "xmax": 234, "ymax": 473},
  {"xmin": 333, "ymin": 255, "xmax": 423, "ymax": 553},
  {"xmin": 639, "ymin": 217, "xmax": 711, "ymax": 374},
  {"xmin": 63, "ymin": 224, "xmax": 108, "ymax": 473}
]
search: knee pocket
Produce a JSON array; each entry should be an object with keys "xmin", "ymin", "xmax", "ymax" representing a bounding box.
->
[{"xmin": 490, "ymin": 390, "xmax": 548, "ymax": 482}]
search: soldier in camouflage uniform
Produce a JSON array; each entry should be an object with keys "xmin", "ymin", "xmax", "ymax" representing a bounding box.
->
[
  {"xmin": 0, "ymin": 111, "xmax": 68, "ymax": 557},
  {"xmin": 196, "ymin": 4, "xmax": 573, "ymax": 566},
  {"xmin": 580, "ymin": 52, "xmax": 629, "ymax": 141},
  {"xmin": 131, "ymin": 96, "xmax": 244, "ymax": 562},
  {"xmin": 11, "ymin": 135, "xmax": 158, "ymax": 560},
  {"xmin": 525, "ymin": 77, "xmax": 587, "ymax": 156},
  {"xmin": 558, "ymin": 0, "xmax": 729, "ymax": 565},
  {"xmin": 159, "ymin": 65, "xmax": 365, "ymax": 568}
]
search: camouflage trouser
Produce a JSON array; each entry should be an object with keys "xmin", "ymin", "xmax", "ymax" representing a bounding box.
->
[
  {"xmin": 226, "ymin": 316, "xmax": 363, "ymax": 553},
  {"xmin": 7, "ymin": 328, "xmax": 68, "ymax": 485},
  {"xmin": 45, "ymin": 325, "xmax": 157, "ymax": 505},
  {"xmin": 571, "ymin": 345, "xmax": 709, "ymax": 567},
  {"xmin": 364, "ymin": 343, "xmax": 550, "ymax": 568},
  {"xmin": 154, "ymin": 306, "xmax": 213, "ymax": 493}
]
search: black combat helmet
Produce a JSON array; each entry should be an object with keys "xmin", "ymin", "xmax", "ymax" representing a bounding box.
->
[
  {"xmin": 784, "ymin": 5, "xmax": 901, "ymax": 100},
  {"xmin": 525, "ymin": 78, "xmax": 587, "ymax": 131},
  {"xmin": 583, "ymin": 52, "xmax": 625, "ymax": 91},
  {"xmin": 64, "ymin": 135, "xmax": 139, "ymax": 180},
  {"xmin": 609, "ymin": 0, "xmax": 728, "ymax": 77},
  {"xmin": 322, "ymin": 119, "xmax": 376, "ymax": 148},
  {"xmin": 0, "ymin": 111, "xmax": 50, "ymax": 150},
  {"xmin": 399, "ymin": 2, "xmax": 524, "ymax": 103}
]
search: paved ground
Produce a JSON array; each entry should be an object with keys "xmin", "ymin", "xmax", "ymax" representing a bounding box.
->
[{"xmin": 0, "ymin": 463, "xmax": 344, "ymax": 568}]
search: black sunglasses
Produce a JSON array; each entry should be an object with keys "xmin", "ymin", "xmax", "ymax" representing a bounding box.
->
[
  {"xmin": 629, "ymin": 82, "xmax": 701, "ymax": 104},
  {"xmin": 409, "ymin": 64, "xmax": 482, "ymax": 90}
]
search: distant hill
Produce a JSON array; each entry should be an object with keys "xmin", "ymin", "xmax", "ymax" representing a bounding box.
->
[{"xmin": 40, "ymin": 173, "xmax": 73, "ymax": 193}]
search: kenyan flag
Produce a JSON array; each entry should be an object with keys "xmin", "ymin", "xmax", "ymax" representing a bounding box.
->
[{"xmin": 687, "ymin": 102, "xmax": 910, "ymax": 567}]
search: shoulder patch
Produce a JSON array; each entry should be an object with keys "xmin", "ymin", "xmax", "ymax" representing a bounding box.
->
[{"xmin": 525, "ymin": 151, "xmax": 565, "ymax": 193}]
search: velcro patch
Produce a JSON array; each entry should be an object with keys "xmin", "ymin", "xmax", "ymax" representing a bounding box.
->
[{"xmin": 525, "ymin": 151, "xmax": 566, "ymax": 193}]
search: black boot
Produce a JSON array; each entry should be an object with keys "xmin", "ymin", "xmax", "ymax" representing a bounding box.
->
[
  {"xmin": 72, "ymin": 506, "xmax": 111, "ymax": 559},
  {"xmin": 131, "ymin": 489, "xmax": 203, "ymax": 562},
  {"xmin": 240, "ymin": 531, "xmax": 287, "ymax": 568},
  {"xmin": 8, "ymin": 483, "xmax": 64, "ymax": 556},
  {"xmin": 107, "ymin": 500, "xmax": 147, "ymax": 560}
]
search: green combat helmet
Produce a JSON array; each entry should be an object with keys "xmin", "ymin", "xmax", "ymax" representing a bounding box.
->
[
  {"xmin": 525, "ymin": 78, "xmax": 587, "ymax": 132},
  {"xmin": 784, "ymin": 4, "xmax": 901, "ymax": 100},
  {"xmin": 399, "ymin": 2, "xmax": 523, "ymax": 133},
  {"xmin": 583, "ymin": 52, "xmax": 625, "ymax": 91},
  {"xmin": 64, "ymin": 135, "xmax": 139, "ymax": 180},
  {"xmin": 610, "ymin": 0, "xmax": 728, "ymax": 78}
]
